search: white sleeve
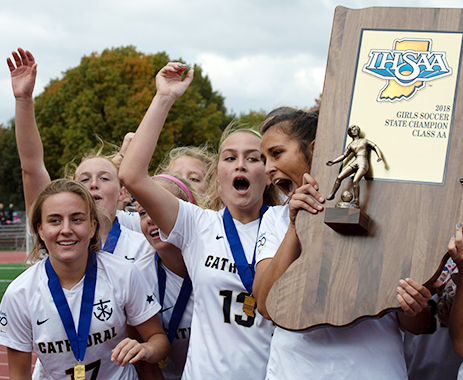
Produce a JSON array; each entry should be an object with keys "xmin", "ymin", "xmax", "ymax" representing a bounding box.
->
[
  {"xmin": 159, "ymin": 200, "xmax": 211, "ymax": 251},
  {"xmin": 256, "ymin": 206, "xmax": 290, "ymax": 264},
  {"xmin": 0, "ymin": 283, "xmax": 33, "ymax": 352},
  {"xmin": 116, "ymin": 210, "xmax": 142, "ymax": 233},
  {"xmin": 122, "ymin": 264, "xmax": 161, "ymax": 326}
]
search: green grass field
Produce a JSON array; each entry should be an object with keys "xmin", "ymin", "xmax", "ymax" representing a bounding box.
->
[{"xmin": 0, "ymin": 263, "xmax": 27, "ymax": 301}]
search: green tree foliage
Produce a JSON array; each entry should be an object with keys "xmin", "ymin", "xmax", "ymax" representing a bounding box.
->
[
  {"xmin": 234, "ymin": 93, "xmax": 322, "ymax": 129},
  {"xmin": 0, "ymin": 122, "xmax": 24, "ymax": 209},
  {"xmin": 34, "ymin": 46, "xmax": 231, "ymax": 177},
  {"xmin": 234, "ymin": 109, "xmax": 268, "ymax": 128}
]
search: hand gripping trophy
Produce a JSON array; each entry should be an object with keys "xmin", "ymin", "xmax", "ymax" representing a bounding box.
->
[{"xmin": 326, "ymin": 125, "xmax": 383, "ymax": 207}]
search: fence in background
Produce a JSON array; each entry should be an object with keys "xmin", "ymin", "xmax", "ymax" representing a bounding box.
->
[{"xmin": 0, "ymin": 223, "xmax": 27, "ymax": 251}]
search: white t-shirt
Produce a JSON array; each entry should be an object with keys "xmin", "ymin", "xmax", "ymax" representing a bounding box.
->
[
  {"xmin": 0, "ymin": 251, "xmax": 160, "ymax": 380},
  {"xmin": 116, "ymin": 209, "xmax": 142, "ymax": 233},
  {"xmin": 161, "ymin": 200, "xmax": 274, "ymax": 380},
  {"xmin": 155, "ymin": 261, "xmax": 193, "ymax": 380},
  {"xmin": 404, "ymin": 311, "xmax": 462, "ymax": 380},
  {"xmin": 256, "ymin": 205, "xmax": 408, "ymax": 380}
]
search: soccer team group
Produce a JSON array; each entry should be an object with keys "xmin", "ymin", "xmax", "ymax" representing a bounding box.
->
[{"xmin": 1, "ymin": 47, "xmax": 463, "ymax": 380}]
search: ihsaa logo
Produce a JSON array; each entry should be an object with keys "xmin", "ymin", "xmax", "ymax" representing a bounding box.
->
[{"xmin": 362, "ymin": 38, "xmax": 452, "ymax": 102}]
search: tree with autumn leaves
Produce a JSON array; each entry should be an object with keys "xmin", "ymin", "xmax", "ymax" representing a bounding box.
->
[
  {"xmin": 0, "ymin": 45, "xmax": 321, "ymax": 206},
  {"xmin": 32, "ymin": 45, "xmax": 230, "ymax": 179}
]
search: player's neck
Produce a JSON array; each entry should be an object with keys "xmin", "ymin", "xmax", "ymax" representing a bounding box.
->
[
  {"xmin": 227, "ymin": 201, "xmax": 263, "ymax": 225},
  {"xmin": 99, "ymin": 213, "xmax": 116, "ymax": 244},
  {"xmin": 49, "ymin": 255, "xmax": 88, "ymax": 290}
]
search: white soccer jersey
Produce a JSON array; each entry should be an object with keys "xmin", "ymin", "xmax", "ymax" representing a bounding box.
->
[
  {"xmin": 116, "ymin": 209, "xmax": 142, "ymax": 233},
  {"xmin": 105, "ymin": 218, "xmax": 156, "ymax": 292},
  {"xmin": 0, "ymin": 251, "xmax": 160, "ymax": 380},
  {"xmin": 111, "ymin": 220, "xmax": 153, "ymax": 262},
  {"xmin": 155, "ymin": 261, "xmax": 193, "ymax": 380},
  {"xmin": 160, "ymin": 200, "xmax": 274, "ymax": 380},
  {"xmin": 257, "ymin": 205, "xmax": 408, "ymax": 380}
]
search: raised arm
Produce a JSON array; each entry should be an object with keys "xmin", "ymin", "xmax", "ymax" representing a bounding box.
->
[
  {"xmin": 7, "ymin": 48, "xmax": 50, "ymax": 214},
  {"xmin": 112, "ymin": 132, "xmax": 134, "ymax": 168},
  {"xmin": 119, "ymin": 63, "xmax": 194, "ymax": 236}
]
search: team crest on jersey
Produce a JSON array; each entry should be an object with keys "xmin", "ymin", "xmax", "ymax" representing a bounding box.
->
[
  {"xmin": 256, "ymin": 232, "xmax": 267, "ymax": 253},
  {"xmin": 362, "ymin": 38, "xmax": 452, "ymax": 102},
  {"xmin": 93, "ymin": 299, "xmax": 113, "ymax": 321},
  {"xmin": 0, "ymin": 310, "xmax": 7, "ymax": 333}
]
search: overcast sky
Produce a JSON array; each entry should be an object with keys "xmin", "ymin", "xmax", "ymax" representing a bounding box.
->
[{"xmin": 1, "ymin": 0, "xmax": 462, "ymax": 127}]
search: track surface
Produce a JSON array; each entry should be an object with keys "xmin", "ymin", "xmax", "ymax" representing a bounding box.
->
[{"xmin": 0, "ymin": 251, "xmax": 36, "ymax": 378}]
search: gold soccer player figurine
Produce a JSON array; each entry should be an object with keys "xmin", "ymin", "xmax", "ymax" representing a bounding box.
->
[{"xmin": 326, "ymin": 125, "xmax": 383, "ymax": 207}]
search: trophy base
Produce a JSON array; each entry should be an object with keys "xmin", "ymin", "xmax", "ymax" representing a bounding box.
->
[{"xmin": 324, "ymin": 207, "xmax": 371, "ymax": 233}]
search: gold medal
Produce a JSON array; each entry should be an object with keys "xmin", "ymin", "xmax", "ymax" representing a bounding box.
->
[
  {"xmin": 74, "ymin": 361, "xmax": 85, "ymax": 379},
  {"xmin": 158, "ymin": 357, "xmax": 167, "ymax": 369},
  {"xmin": 243, "ymin": 294, "xmax": 256, "ymax": 317}
]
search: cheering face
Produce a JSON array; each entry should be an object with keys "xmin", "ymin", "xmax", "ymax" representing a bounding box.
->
[
  {"xmin": 74, "ymin": 157, "xmax": 124, "ymax": 218},
  {"xmin": 37, "ymin": 192, "xmax": 96, "ymax": 267},
  {"xmin": 169, "ymin": 156, "xmax": 208, "ymax": 194},
  {"xmin": 138, "ymin": 204, "xmax": 164, "ymax": 251},
  {"xmin": 138, "ymin": 181, "xmax": 181, "ymax": 253},
  {"xmin": 217, "ymin": 132, "xmax": 268, "ymax": 214},
  {"xmin": 261, "ymin": 126, "xmax": 310, "ymax": 197}
]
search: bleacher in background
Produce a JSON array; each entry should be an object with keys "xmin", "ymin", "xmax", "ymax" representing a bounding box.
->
[{"xmin": 0, "ymin": 224, "xmax": 27, "ymax": 251}]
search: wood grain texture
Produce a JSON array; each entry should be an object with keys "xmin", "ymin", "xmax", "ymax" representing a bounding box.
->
[{"xmin": 266, "ymin": 6, "xmax": 463, "ymax": 331}]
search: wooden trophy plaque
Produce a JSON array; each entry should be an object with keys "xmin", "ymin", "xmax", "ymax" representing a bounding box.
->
[{"xmin": 266, "ymin": 6, "xmax": 463, "ymax": 331}]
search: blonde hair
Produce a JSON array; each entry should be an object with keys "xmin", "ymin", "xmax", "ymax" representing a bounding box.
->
[
  {"xmin": 157, "ymin": 145, "xmax": 215, "ymax": 176},
  {"xmin": 27, "ymin": 179, "xmax": 100, "ymax": 265},
  {"xmin": 64, "ymin": 135, "xmax": 121, "ymax": 184},
  {"xmin": 203, "ymin": 121, "xmax": 282, "ymax": 210}
]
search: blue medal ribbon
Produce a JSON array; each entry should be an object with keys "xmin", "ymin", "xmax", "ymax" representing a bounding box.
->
[
  {"xmin": 155, "ymin": 252, "xmax": 192, "ymax": 344},
  {"xmin": 102, "ymin": 218, "xmax": 121, "ymax": 253},
  {"xmin": 222, "ymin": 204, "xmax": 268, "ymax": 294},
  {"xmin": 45, "ymin": 252, "xmax": 97, "ymax": 363}
]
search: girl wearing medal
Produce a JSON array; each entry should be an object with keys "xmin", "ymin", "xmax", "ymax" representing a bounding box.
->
[
  {"xmin": 7, "ymin": 48, "xmax": 153, "ymax": 270},
  {"xmin": 119, "ymin": 62, "xmax": 281, "ymax": 379},
  {"xmin": 0, "ymin": 179, "xmax": 169, "ymax": 379},
  {"xmin": 252, "ymin": 110, "xmax": 438, "ymax": 379}
]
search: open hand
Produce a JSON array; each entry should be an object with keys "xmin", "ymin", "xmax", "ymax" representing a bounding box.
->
[{"xmin": 7, "ymin": 48, "xmax": 37, "ymax": 99}]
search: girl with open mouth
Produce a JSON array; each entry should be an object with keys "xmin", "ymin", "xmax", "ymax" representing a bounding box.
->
[
  {"xmin": 136, "ymin": 173, "xmax": 198, "ymax": 380},
  {"xmin": 119, "ymin": 62, "xmax": 281, "ymax": 380},
  {"xmin": 253, "ymin": 109, "xmax": 439, "ymax": 380}
]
